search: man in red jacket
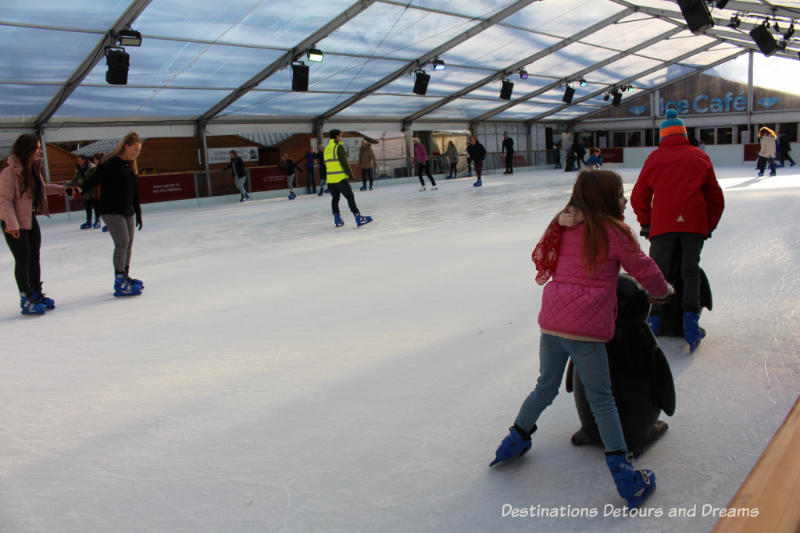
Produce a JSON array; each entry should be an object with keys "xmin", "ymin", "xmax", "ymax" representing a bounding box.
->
[{"xmin": 631, "ymin": 109, "xmax": 725, "ymax": 352}]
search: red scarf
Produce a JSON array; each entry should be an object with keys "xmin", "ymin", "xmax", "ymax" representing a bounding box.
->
[{"xmin": 532, "ymin": 218, "xmax": 562, "ymax": 285}]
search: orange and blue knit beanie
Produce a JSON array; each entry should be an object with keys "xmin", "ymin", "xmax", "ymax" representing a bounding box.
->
[{"xmin": 660, "ymin": 109, "xmax": 687, "ymax": 140}]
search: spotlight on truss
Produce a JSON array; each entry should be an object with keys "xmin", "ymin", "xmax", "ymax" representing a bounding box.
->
[
  {"xmin": 579, "ymin": 78, "xmax": 587, "ymax": 87},
  {"xmin": 432, "ymin": 58, "xmax": 446, "ymax": 71},
  {"xmin": 519, "ymin": 68, "xmax": 528, "ymax": 79},
  {"xmin": 727, "ymin": 14, "xmax": 741, "ymax": 28},
  {"xmin": 307, "ymin": 47, "xmax": 324, "ymax": 62}
]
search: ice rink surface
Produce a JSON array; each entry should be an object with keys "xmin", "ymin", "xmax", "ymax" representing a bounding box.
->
[{"xmin": 1, "ymin": 165, "xmax": 798, "ymax": 533}]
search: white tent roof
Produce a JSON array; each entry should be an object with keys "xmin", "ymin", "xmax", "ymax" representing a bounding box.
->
[{"xmin": 1, "ymin": 0, "xmax": 799, "ymax": 140}]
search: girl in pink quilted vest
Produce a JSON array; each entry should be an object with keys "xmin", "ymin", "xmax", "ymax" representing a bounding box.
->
[{"xmin": 490, "ymin": 170, "xmax": 672, "ymax": 510}]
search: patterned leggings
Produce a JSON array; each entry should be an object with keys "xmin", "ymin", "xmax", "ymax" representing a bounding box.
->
[{"xmin": 102, "ymin": 214, "xmax": 135, "ymax": 273}]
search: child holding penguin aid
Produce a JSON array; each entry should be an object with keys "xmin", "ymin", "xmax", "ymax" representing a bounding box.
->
[{"xmin": 490, "ymin": 169, "xmax": 673, "ymax": 510}]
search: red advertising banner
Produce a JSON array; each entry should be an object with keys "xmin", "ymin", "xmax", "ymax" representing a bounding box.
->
[
  {"xmin": 743, "ymin": 144, "xmax": 760, "ymax": 161},
  {"xmin": 600, "ymin": 147, "xmax": 623, "ymax": 163},
  {"xmin": 250, "ymin": 166, "xmax": 287, "ymax": 192},
  {"xmin": 138, "ymin": 173, "xmax": 196, "ymax": 203},
  {"xmin": 46, "ymin": 193, "xmax": 67, "ymax": 214}
]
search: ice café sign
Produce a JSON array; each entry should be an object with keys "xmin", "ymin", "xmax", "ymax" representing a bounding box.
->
[{"xmin": 658, "ymin": 91, "xmax": 758, "ymax": 116}]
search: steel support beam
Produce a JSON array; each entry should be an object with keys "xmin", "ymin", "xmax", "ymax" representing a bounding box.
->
[
  {"xmin": 197, "ymin": 0, "xmax": 378, "ymax": 128},
  {"xmin": 470, "ymin": 26, "xmax": 683, "ymax": 123},
  {"xmin": 531, "ymin": 39, "xmax": 729, "ymax": 122},
  {"xmin": 401, "ymin": 8, "xmax": 636, "ymax": 124},
  {"xmin": 33, "ymin": 0, "xmax": 152, "ymax": 130},
  {"xmin": 316, "ymin": 0, "xmax": 542, "ymax": 122}
]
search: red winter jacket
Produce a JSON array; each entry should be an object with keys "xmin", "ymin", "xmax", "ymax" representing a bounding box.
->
[{"xmin": 631, "ymin": 135, "xmax": 724, "ymax": 238}]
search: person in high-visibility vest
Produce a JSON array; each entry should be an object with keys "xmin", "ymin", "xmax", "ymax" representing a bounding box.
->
[{"xmin": 323, "ymin": 129, "xmax": 373, "ymax": 228}]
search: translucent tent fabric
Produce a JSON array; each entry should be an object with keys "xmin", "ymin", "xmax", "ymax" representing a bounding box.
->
[{"xmin": 0, "ymin": 0, "xmax": 797, "ymax": 135}]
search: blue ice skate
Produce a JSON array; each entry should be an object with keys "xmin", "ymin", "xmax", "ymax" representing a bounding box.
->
[
  {"xmin": 489, "ymin": 425, "xmax": 533, "ymax": 467},
  {"xmin": 114, "ymin": 274, "xmax": 142, "ymax": 297},
  {"xmin": 20, "ymin": 294, "xmax": 46, "ymax": 315},
  {"xmin": 355, "ymin": 214, "xmax": 372, "ymax": 227},
  {"xmin": 606, "ymin": 453, "xmax": 656, "ymax": 509},
  {"xmin": 334, "ymin": 213, "xmax": 344, "ymax": 227}
]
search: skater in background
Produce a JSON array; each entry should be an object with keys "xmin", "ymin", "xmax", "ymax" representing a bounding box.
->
[
  {"xmin": 466, "ymin": 135, "xmax": 486, "ymax": 187},
  {"xmin": 552, "ymin": 143, "xmax": 561, "ymax": 169},
  {"xmin": 358, "ymin": 139, "xmax": 376, "ymax": 191},
  {"xmin": 279, "ymin": 153, "xmax": 302, "ymax": 200},
  {"xmin": 224, "ymin": 150, "xmax": 249, "ymax": 202},
  {"xmin": 502, "ymin": 132, "xmax": 514, "ymax": 175},
  {"xmin": 305, "ymin": 147, "xmax": 317, "ymax": 194},
  {"xmin": 0, "ymin": 133, "xmax": 68, "ymax": 314},
  {"xmin": 777, "ymin": 133, "xmax": 795, "ymax": 167},
  {"xmin": 490, "ymin": 170, "xmax": 671, "ymax": 510},
  {"xmin": 412, "ymin": 137, "xmax": 437, "ymax": 191},
  {"xmin": 74, "ymin": 131, "xmax": 145, "ymax": 297},
  {"xmin": 631, "ymin": 109, "xmax": 724, "ymax": 353},
  {"xmin": 316, "ymin": 148, "xmax": 328, "ymax": 196},
  {"xmin": 586, "ymin": 148, "xmax": 603, "ymax": 169},
  {"xmin": 445, "ymin": 141, "xmax": 458, "ymax": 179},
  {"xmin": 323, "ymin": 129, "xmax": 372, "ymax": 228},
  {"xmin": 755, "ymin": 127, "xmax": 777, "ymax": 177},
  {"xmin": 68, "ymin": 154, "xmax": 100, "ymax": 229}
]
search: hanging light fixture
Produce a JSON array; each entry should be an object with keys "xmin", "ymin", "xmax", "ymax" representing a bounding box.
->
[
  {"xmin": 431, "ymin": 58, "xmax": 446, "ymax": 71},
  {"xmin": 307, "ymin": 47, "xmax": 324, "ymax": 62},
  {"xmin": 519, "ymin": 68, "xmax": 528, "ymax": 79}
]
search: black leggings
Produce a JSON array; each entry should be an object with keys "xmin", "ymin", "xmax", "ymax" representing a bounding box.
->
[
  {"xmin": 417, "ymin": 162, "xmax": 435, "ymax": 186},
  {"xmin": 329, "ymin": 180, "xmax": 360, "ymax": 215},
  {"xmin": 505, "ymin": 151, "xmax": 514, "ymax": 173},
  {"xmin": 449, "ymin": 162, "xmax": 457, "ymax": 175},
  {"xmin": 2, "ymin": 217, "xmax": 42, "ymax": 295}
]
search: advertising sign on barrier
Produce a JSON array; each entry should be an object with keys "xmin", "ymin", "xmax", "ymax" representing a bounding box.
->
[
  {"xmin": 138, "ymin": 173, "xmax": 197, "ymax": 203},
  {"xmin": 206, "ymin": 147, "xmax": 259, "ymax": 164},
  {"xmin": 249, "ymin": 166, "xmax": 286, "ymax": 192}
]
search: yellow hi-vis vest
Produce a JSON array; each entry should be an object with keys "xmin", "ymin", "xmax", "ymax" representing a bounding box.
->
[{"xmin": 323, "ymin": 139, "xmax": 348, "ymax": 184}]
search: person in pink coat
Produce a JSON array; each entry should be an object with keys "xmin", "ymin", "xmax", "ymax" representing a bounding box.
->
[
  {"xmin": 412, "ymin": 137, "xmax": 437, "ymax": 191},
  {"xmin": 0, "ymin": 134, "xmax": 67, "ymax": 315},
  {"xmin": 490, "ymin": 170, "xmax": 672, "ymax": 510}
]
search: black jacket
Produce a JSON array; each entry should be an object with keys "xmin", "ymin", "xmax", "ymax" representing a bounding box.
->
[
  {"xmin": 502, "ymin": 137, "xmax": 514, "ymax": 153},
  {"xmin": 224, "ymin": 157, "xmax": 246, "ymax": 178},
  {"xmin": 467, "ymin": 142, "xmax": 486, "ymax": 162},
  {"xmin": 80, "ymin": 156, "xmax": 141, "ymax": 217}
]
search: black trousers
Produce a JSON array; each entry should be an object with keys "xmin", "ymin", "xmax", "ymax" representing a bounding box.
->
[
  {"xmin": 306, "ymin": 166, "xmax": 316, "ymax": 191},
  {"xmin": 449, "ymin": 162, "xmax": 457, "ymax": 176},
  {"xmin": 84, "ymin": 198, "xmax": 100, "ymax": 223},
  {"xmin": 417, "ymin": 162, "xmax": 435, "ymax": 186},
  {"xmin": 361, "ymin": 168, "xmax": 373, "ymax": 188},
  {"xmin": 505, "ymin": 150, "xmax": 514, "ymax": 173},
  {"xmin": 329, "ymin": 180, "xmax": 359, "ymax": 215},
  {"xmin": 649, "ymin": 232, "xmax": 705, "ymax": 313},
  {"xmin": 2, "ymin": 217, "xmax": 42, "ymax": 295}
]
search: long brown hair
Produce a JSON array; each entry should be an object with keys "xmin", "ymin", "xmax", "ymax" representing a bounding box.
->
[
  {"xmin": 105, "ymin": 132, "xmax": 142, "ymax": 173},
  {"xmin": 758, "ymin": 127, "xmax": 776, "ymax": 138},
  {"xmin": 10, "ymin": 134, "xmax": 41, "ymax": 195},
  {"xmin": 566, "ymin": 169, "xmax": 637, "ymax": 276}
]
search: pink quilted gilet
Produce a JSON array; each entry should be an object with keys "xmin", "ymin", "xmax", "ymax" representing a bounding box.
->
[{"xmin": 538, "ymin": 220, "xmax": 668, "ymax": 342}]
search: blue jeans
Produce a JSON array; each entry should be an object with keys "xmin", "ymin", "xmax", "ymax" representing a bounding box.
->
[{"xmin": 515, "ymin": 333, "xmax": 627, "ymax": 453}]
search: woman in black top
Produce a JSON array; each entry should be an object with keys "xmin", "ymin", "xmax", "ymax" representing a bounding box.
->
[{"xmin": 76, "ymin": 132, "xmax": 144, "ymax": 297}]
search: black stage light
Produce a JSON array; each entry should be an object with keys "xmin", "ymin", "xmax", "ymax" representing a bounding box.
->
[
  {"xmin": 716, "ymin": 0, "xmax": 730, "ymax": 9},
  {"xmin": 604, "ymin": 92, "xmax": 610, "ymax": 101},
  {"xmin": 750, "ymin": 22, "xmax": 780, "ymax": 56},
  {"xmin": 579, "ymin": 78, "xmax": 587, "ymax": 87},
  {"xmin": 413, "ymin": 70, "xmax": 430, "ymax": 95},
  {"xmin": 677, "ymin": 0, "xmax": 715, "ymax": 34},
  {"xmin": 291, "ymin": 62, "xmax": 309, "ymax": 91},
  {"xmin": 500, "ymin": 78, "xmax": 514, "ymax": 100},
  {"xmin": 105, "ymin": 47, "xmax": 130, "ymax": 85},
  {"xmin": 784, "ymin": 23, "xmax": 795, "ymax": 40},
  {"xmin": 432, "ymin": 58, "xmax": 446, "ymax": 71},
  {"xmin": 611, "ymin": 91, "xmax": 622, "ymax": 107},
  {"xmin": 562, "ymin": 85, "xmax": 575, "ymax": 104},
  {"xmin": 727, "ymin": 15, "xmax": 741, "ymax": 28},
  {"xmin": 519, "ymin": 68, "xmax": 528, "ymax": 79}
]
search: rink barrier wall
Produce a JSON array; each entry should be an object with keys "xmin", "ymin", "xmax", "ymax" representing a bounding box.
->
[
  {"xmin": 712, "ymin": 396, "xmax": 800, "ymax": 533},
  {"xmin": 44, "ymin": 142, "xmax": 797, "ymax": 218}
]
